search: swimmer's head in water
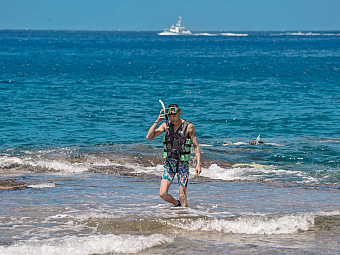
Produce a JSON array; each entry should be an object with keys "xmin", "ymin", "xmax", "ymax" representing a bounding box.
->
[{"xmin": 249, "ymin": 140, "xmax": 264, "ymax": 145}]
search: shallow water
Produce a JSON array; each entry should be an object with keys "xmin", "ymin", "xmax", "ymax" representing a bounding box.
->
[{"xmin": 1, "ymin": 170, "xmax": 340, "ymax": 254}]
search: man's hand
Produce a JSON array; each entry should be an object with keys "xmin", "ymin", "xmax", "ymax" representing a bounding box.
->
[
  {"xmin": 195, "ymin": 164, "xmax": 201, "ymax": 175},
  {"xmin": 157, "ymin": 109, "xmax": 166, "ymax": 123},
  {"xmin": 146, "ymin": 110, "xmax": 166, "ymax": 140}
]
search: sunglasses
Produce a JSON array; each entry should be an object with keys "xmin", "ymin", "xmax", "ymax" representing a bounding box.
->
[{"xmin": 164, "ymin": 107, "xmax": 180, "ymax": 115}]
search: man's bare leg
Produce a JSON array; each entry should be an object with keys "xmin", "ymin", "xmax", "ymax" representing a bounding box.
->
[
  {"xmin": 179, "ymin": 186, "xmax": 188, "ymax": 207},
  {"xmin": 159, "ymin": 179, "xmax": 179, "ymax": 206}
]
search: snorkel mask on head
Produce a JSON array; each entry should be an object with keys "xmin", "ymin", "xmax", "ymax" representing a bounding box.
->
[
  {"xmin": 159, "ymin": 100, "xmax": 180, "ymax": 123},
  {"xmin": 164, "ymin": 107, "xmax": 180, "ymax": 115}
]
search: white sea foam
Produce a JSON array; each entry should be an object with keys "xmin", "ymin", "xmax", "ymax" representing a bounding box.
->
[
  {"xmin": 0, "ymin": 153, "xmax": 318, "ymax": 183},
  {"xmin": 274, "ymin": 32, "xmax": 340, "ymax": 36},
  {"xmin": 127, "ymin": 163, "xmax": 165, "ymax": 176},
  {"xmin": 0, "ymin": 155, "xmax": 89, "ymax": 173},
  {"xmin": 50, "ymin": 212, "xmax": 121, "ymax": 221},
  {"xmin": 199, "ymin": 164, "xmax": 252, "ymax": 181},
  {"xmin": 129, "ymin": 163, "xmax": 245, "ymax": 181},
  {"xmin": 0, "ymin": 234, "xmax": 174, "ymax": 255},
  {"xmin": 220, "ymin": 33, "xmax": 248, "ymax": 36},
  {"xmin": 193, "ymin": 33, "xmax": 218, "ymax": 36},
  {"xmin": 160, "ymin": 210, "xmax": 340, "ymax": 235},
  {"xmin": 26, "ymin": 158, "xmax": 90, "ymax": 173},
  {"xmin": 129, "ymin": 162, "xmax": 318, "ymax": 183},
  {"xmin": 0, "ymin": 155, "xmax": 121, "ymax": 174},
  {"xmin": 27, "ymin": 182, "xmax": 56, "ymax": 188},
  {"xmin": 198, "ymin": 163, "xmax": 319, "ymax": 183},
  {"xmin": 0, "ymin": 156, "xmax": 24, "ymax": 168}
]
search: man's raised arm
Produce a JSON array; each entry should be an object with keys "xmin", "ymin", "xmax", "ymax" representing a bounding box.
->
[{"xmin": 146, "ymin": 110, "xmax": 166, "ymax": 140}]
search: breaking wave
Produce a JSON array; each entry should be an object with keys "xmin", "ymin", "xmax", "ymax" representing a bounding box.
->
[
  {"xmin": 159, "ymin": 210, "xmax": 340, "ymax": 235},
  {"xmin": 0, "ymin": 234, "xmax": 174, "ymax": 255}
]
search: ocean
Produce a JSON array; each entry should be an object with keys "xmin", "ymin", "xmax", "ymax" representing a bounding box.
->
[{"xmin": 0, "ymin": 30, "xmax": 340, "ymax": 254}]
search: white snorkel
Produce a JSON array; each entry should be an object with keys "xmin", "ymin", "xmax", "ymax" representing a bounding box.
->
[
  {"xmin": 255, "ymin": 134, "xmax": 261, "ymax": 145},
  {"xmin": 159, "ymin": 100, "xmax": 168, "ymax": 121}
]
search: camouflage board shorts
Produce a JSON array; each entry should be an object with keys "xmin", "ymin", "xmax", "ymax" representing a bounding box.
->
[{"xmin": 162, "ymin": 158, "xmax": 189, "ymax": 186}]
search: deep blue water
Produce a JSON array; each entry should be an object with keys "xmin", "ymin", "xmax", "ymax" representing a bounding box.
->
[{"xmin": 1, "ymin": 30, "xmax": 339, "ymax": 173}]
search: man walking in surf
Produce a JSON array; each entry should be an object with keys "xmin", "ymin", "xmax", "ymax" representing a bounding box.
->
[{"xmin": 146, "ymin": 104, "xmax": 202, "ymax": 207}]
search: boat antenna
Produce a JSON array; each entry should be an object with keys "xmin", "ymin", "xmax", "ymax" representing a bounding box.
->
[{"xmin": 177, "ymin": 17, "xmax": 182, "ymax": 27}]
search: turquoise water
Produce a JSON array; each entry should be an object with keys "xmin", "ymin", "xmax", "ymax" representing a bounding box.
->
[{"xmin": 0, "ymin": 30, "xmax": 340, "ymax": 254}]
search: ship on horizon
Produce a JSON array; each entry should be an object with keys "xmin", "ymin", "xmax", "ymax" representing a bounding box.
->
[{"xmin": 158, "ymin": 17, "xmax": 192, "ymax": 35}]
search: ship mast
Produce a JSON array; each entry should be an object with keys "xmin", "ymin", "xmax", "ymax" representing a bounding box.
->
[{"xmin": 177, "ymin": 17, "xmax": 182, "ymax": 27}]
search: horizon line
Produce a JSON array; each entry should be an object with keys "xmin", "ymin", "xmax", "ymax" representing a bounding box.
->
[{"xmin": 1, "ymin": 28, "xmax": 340, "ymax": 33}]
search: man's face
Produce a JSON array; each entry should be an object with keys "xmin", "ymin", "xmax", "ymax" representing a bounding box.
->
[{"xmin": 168, "ymin": 108, "xmax": 181, "ymax": 122}]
